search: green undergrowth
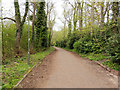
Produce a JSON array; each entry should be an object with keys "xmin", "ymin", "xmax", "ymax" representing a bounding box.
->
[
  {"xmin": 79, "ymin": 53, "xmax": 109, "ymax": 61},
  {"xmin": 102, "ymin": 61, "xmax": 120, "ymax": 71},
  {"xmin": 2, "ymin": 47, "xmax": 55, "ymax": 88},
  {"xmin": 63, "ymin": 47, "xmax": 120, "ymax": 71},
  {"xmin": 63, "ymin": 47, "xmax": 75, "ymax": 52},
  {"xmin": 63, "ymin": 47, "xmax": 108, "ymax": 61}
]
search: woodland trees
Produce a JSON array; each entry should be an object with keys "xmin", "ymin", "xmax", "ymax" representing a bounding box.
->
[
  {"xmin": 1, "ymin": 0, "xmax": 29, "ymax": 56},
  {"xmin": 1, "ymin": 0, "xmax": 120, "ymax": 65},
  {"xmin": 2, "ymin": 0, "xmax": 54, "ymax": 60},
  {"xmin": 54, "ymin": 1, "xmax": 120, "ymax": 65}
]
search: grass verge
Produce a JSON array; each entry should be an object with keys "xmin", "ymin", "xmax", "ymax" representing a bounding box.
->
[{"xmin": 2, "ymin": 47, "xmax": 55, "ymax": 88}]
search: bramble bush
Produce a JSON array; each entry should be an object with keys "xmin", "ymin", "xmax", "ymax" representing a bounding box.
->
[{"xmin": 73, "ymin": 36, "xmax": 104, "ymax": 54}]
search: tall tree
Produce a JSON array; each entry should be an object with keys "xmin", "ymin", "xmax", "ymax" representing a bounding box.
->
[
  {"xmin": 0, "ymin": 0, "xmax": 29, "ymax": 56},
  {"xmin": 77, "ymin": 1, "xmax": 84, "ymax": 31},
  {"xmin": 63, "ymin": 7, "xmax": 72, "ymax": 39},
  {"xmin": 118, "ymin": 2, "xmax": 120, "ymax": 34},
  {"xmin": 112, "ymin": 2, "xmax": 119, "ymax": 33},
  {"xmin": 68, "ymin": 20, "xmax": 72, "ymax": 39},
  {"xmin": 30, "ymin": 1, "xmax": 36, "ymax": 53},
  {"xmin": 1, "ymin": 0, "xmax": 29, "ymax": 55},
  {"xmin": 73, "ymin": 2, "xmax": 78, "ymax": 34},
  {"xmin": 14, "ymin": 0, "xmax": 29, "ymax": 55},
  {"xmin": 36, "ymin": 1, "xmax": 48, "ymax": 50},
  {"xmin": 68, "ymin": 1, "xmax": 78, "ymax": 33},
  {"xmin": 47, "ymin": 2, "xmax": 56, "ymax": 47},
  {"xmin": 107, "ymin": 2, "xmax": 110, "ymax": 25},
  {"xmin": 100, "ymin": 2, "xmax": 109, "ymax": 31},
  {"xmin": 90, "ymin": 2, "xmax": 94, "ymax": 37}
]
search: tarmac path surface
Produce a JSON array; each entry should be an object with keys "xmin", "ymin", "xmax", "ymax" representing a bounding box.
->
[{"xmin": 20, "ymin": 47, "xmax": 118, "ymax": 88}]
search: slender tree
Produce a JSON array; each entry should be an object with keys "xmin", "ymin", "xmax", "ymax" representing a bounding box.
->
[
  {"xmin": 68, "ymin": 1, "xmax": 78, "ymax": 34},
  {"xmin": 30, "ymin": 1, "xmax": 36, "ymax": 53},
  {"xmin": 107, "ymin": 2, "xmax": 110, "ymax": 25},
  {"xmin": 47, "ymin": 2, "xmax": 56, "ymax": 47},
  {"xmin": 100, "ymin": 2, "xmax": 109, "ymax": 34},
  {"xmin": 78, "ymin": 1, "xmax": 84, "ymax": 31},
  {"xmin": 112, "ymin": 2, "xmax": 119, "ymax": 33},
  {"xmin": 118, "ymin": 2, "xmax": 120, "ymax": 34}
]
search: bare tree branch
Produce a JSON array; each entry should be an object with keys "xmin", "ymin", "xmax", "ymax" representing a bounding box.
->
[
  {"xmin": 21, "ymin": 0, "xmax": 29, "ymax": 26},
  {"xmin": 0, "ymin": 17, "xmax": 16, "ymax": 22},
  {"xmin": 86, "ymin": 3, "xmax": 98, "ymax": 13},
  {"xmin": 68, "ymin": 2, "xmax": 75, "ymax": 8},
  {"xmin": 103, "ymin": 2, "xmax": 109, "ymax": 16},
  {"xmin": 29, "ymin": 8, "xmax": 33, "ymax": 13}
]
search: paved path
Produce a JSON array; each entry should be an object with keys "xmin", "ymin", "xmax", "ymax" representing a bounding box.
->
[{"xmin": 20, "ymin": 47, "xmax": 118, "ymax": 88}]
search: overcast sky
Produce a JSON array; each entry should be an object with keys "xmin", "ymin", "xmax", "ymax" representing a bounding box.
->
[{"xmin": 1, "ymin": 0, "xmax": 64, "ymax": 31}]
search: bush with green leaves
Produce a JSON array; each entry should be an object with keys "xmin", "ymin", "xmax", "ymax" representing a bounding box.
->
[
  {"xmin": 106, "ymin": 34, "xmax": 120, "ymax": 64},
  {"xmin": 55, "ymin": 39, "xmax": 67, "ymax": 48},
  {"xmin": 73, "ymin": 36, "xmax": 103, "ymax": 54},
  {"xmin": 60, "ymin": 39, "xmax": 67, "ymax": 48},
  {"xmin": 66, "ymin": 33, "xmax": 80, "ymax": 49},
  {"xmin": 3, "ymin": 24, "xmax": 16, "ymax": 59},
  {"xmin": 2, "ymin": 24, "xmax": 31, "ymax": 62},
  {"xmin": 73, "ymin": 37, "xmax": 91, "ymax": 54}
]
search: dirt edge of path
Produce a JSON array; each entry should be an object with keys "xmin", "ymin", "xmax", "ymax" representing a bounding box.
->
[{"xmin": 17, "ymin": 48, "xmax": 57, "ymax": 88}]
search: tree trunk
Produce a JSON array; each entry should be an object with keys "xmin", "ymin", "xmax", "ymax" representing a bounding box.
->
[
  {"xmin": 107, "ymin": 4, "xmax": 109, "ymax": 25},
  {"xmin": 100, "ymin": 2, "xmax": 104, "ymax": 30},
  {"xmin": 63, "ymin": 21, "xmax": 66, "ymax": 39},
  {"xmin": 48, "ymin": 30, "xmax": 52, "ymax": 47},
  {"xmin": 78, "ymin": 2, "xmax": 83, "ymax": 31},
  {"xmin": 68, "ymin": 20, "xmax": 71, "ymax": 39},
  {"xmin": 15, "ymin": 28, "xmax": 21, "ymax": 55},
  {"xmin": 90, "ymin": 2, "xmax": 94, "ymax": 37},
  {"xmin": 78, "ymin": 2, "xmax": 81, "ymax": 31},
  {"xmin": 14, "ymin": 1, "xmax": 21, "ymax": 55},
  {"xmin": 100, "ymin": 2, "xmax": 104, "ymax": 37},
  {"xmin": 100, "ymin": 2, "xmax": 109, "ymax": 34},
  {"xmin": 30, "ymin": 2, "xmax": 36, "ymax": 53},
  {"xmin": 118, "ymin": 2, "xmax": 120, "ymax": 34},
  {"xmin": 84, "ymin": 3, "xmax": 87, "ymax": 28},
  {"xmin": 14, "ymin": 0, "xmax": 29, "ymax": 56},
  {"xmin": 73, "ymin": 2, "xmax": 77, "ymax": 34},
  {"xmin": 73, "ymin": 9, "xmax": 76, "ymax": 33},
  {"xmin": 80, "ymin": 2, "xmax": 83, "ymax": 30},
  {"xmin": 112, "ymin": 2, "xmax": 119, "ymax": 34}
]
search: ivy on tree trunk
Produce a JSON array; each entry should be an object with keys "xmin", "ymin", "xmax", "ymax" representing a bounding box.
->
[{"xmin": 36, "ymin": 1, "xmax": 48, "ymax": 50}]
